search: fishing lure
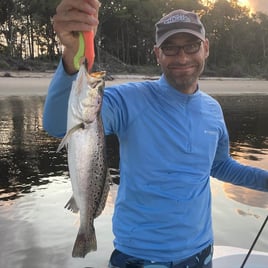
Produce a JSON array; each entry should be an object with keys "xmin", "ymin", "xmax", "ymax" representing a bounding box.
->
[{"xmin": 73, "ymin": 31, "xmax": 95, "ymax": 72}]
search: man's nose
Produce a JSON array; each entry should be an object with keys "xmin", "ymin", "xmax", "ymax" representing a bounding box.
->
[{"xmin": 175, "ymin": 48, "xmax": 188, "ymax": 62}]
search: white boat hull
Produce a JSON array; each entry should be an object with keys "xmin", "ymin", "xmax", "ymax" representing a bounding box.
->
[{"xmin": 214, "ymin": 246, "xmax": 268, "ymax": 268}]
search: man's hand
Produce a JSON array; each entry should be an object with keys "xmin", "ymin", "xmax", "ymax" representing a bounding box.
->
[{"xmin": 52, "ymin": 0, "xmax": 100, "ymax": 74}]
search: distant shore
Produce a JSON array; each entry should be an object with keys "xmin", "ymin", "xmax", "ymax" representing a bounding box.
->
[{"xmin": 0, "ymin": 70, "xmax": 268, "ymax": 97}]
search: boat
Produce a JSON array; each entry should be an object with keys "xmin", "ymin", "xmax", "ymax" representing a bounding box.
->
[{"xmin": 213, "ymin": 246, "xmax": 268, "ymax": 268}]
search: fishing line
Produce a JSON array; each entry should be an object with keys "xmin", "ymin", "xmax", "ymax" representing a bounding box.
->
[{"xmin": 240, "ymin": 215, "xmax": 268, "ymax": 268}]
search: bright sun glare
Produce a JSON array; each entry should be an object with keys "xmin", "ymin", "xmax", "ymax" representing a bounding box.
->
[
  {"xmin": 202, "ymin": 0, "xmax": 253, "ymax": 12},
  {"xmin": 238, "ymin": 0, "xmax": 250, "ymax": 8},
  {"xmin": 203, "ymin": 0, "xmax": 251, "ymax": 8}
]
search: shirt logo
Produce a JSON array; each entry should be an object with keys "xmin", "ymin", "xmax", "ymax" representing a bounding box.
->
[
  {"xmin": 204, "ymin": 130, "xmax": 218, "ymax": 136},
  {"xmin": 164, "ymin": 15, "xmax": 191, "ymax": 24}
]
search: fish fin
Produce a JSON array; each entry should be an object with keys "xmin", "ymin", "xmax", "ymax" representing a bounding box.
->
[
  {"xmin": 72, "ymin": 225, "xmax": 97, "ymax": 258},
  {"xmin": 57, "ymin": 135, "xmax": 68, "ymax": 152},
  {"xmin": 107, "ymin": 169, "xmax": 113, "ymax": 184},
  {"xmin": 64, "ymin": 196, "xmax": 79, "ymax": 213},
  {"xmin": 57, "ymin": 123, "xmax": 85, "ymax": 152}
]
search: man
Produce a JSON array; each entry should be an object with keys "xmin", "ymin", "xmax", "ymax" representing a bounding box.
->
[{"xmin": 43, "ymin": 1, "xmax": 268, "ymax": 267}]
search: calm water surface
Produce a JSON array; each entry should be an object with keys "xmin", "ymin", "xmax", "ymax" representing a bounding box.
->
[{"xmin": 0, "ymin": 95, "xmax": 267, "ymax": 268}]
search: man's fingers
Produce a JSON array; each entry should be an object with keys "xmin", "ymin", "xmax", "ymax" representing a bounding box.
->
[
  {"xmin": 53, "ymin": 0, "xmax": 99, "ymax": 35},
  {"xmin": 53, "ymin": 11, "xmax": 98, "ymax": 31},
  {"xmin": 56, "ymin": 0, "xmax": 99, "ymax": 16},
  {"xmin": 53, "ymin": 21, "xmax": 95, "ymax": 34},
  {"xmin": 59, "ymin": 9, "xmax": 98, "ymax": 24}
]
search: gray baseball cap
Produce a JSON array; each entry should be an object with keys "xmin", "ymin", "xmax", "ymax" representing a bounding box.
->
[{"xmin": 155, "ymin": 9, "xmax": 206, "ymax": 47}]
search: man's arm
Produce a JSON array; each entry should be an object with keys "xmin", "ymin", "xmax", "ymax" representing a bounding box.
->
[
  {"xmin": 43, "ymin": 60, "xmax": 76, "ymax": 137},
  {"xmin": 211, "ymin": 125, "xmax": 268, "ymax": 192},
  {"xmin": 42, "ymin": 0, "xmax": 100, "ymax": 136},
  {"xmin": 211, "ymin": 156, "xmax": 268, "ymax": 192}
]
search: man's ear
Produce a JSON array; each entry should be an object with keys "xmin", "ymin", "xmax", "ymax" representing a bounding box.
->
[
  {"xmin": 204, "ymin": 38, "xmax": 209, "ymax": 59},
  {"xmin": 154, "ymin": 46, "xmax": 160, "ymax": 64}
]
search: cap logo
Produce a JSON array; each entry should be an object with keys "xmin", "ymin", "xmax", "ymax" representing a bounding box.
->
[{"xmin": 164, "ymin": 14, "xmax": 191, "ymax": 24}]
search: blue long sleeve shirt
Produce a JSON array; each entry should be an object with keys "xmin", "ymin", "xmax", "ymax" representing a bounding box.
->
[{"xmin": 43, "ymin": 61, "xmax": 268, "ymax": 262}]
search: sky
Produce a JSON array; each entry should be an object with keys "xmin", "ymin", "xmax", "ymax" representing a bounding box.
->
[
  {"xmin": 205, "ymin": 0, "xmax": 268, "ymax": 14},
  {"xmin": 248, "ymin": 0, "xmax": 268, "ymax": 14}
]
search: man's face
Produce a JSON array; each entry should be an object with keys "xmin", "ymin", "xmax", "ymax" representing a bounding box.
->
[{"xmin": 154, "ymin": 33, "xmax": 209, "ymax": 94}]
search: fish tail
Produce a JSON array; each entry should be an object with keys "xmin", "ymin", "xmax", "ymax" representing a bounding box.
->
[{"xmin": 72, "ymin": 225, "xmax": 97, "ymax": 258}]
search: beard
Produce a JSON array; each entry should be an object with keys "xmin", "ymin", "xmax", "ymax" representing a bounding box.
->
[{"xmin": 162, "ymin": 60, "xmax": 205, "ymax": 93}]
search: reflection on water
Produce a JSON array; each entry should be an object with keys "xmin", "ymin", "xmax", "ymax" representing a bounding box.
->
[
  {"xmin": 0, "ymin": 95, "xmax": 267, "ymax": 267},
  {"xmin": 223, "ymin": 183, "xmax": 268, "ymax": 209},
  {"xmin": 216, "ymin": 96, "xmax": 268, "ymax": 209},
  {"xmin": 0, "ymin": 96, "xmax": 66, "ymax": 201},
  {"xmin": 218, "ymin": 95, "xmax": 268, "ymax": 158}
]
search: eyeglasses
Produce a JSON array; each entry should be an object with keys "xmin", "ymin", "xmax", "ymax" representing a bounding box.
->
[{"xmin": 160, "ymin": 41, "xmax": 202, "ymax": 56}]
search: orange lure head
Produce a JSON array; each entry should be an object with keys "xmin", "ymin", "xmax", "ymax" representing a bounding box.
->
[{"xmin": 83, "ymin": 31, "xmax": 95, "ymax": 72}]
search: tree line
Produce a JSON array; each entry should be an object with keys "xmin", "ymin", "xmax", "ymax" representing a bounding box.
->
[{"xmin": 0, "ymin": 0, "xmax": 268, "ymax": 77}]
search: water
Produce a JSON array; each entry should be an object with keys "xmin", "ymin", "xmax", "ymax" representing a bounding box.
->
[{"xmin": 0, "ymin": 95, "xmax": 267, "ymax": 268}]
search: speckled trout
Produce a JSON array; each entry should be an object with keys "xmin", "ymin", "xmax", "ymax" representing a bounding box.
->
[{"xmin": 58, "ymin": 61, "xmax": 109, "ymax": 258}]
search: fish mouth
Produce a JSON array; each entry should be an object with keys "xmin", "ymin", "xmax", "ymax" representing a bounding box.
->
[
  {"xmin": 91, "ymin": 71, "xmax": 106, "ymax": 78},
  {"xmin": 88, "ymin": 71, "xmax": 106, "ymax": 89}
]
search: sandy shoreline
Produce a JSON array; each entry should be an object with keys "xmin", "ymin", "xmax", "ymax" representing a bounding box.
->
[{"xmin": 0, "ymin": 71, "xmax": 268, "ymax": 96}]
